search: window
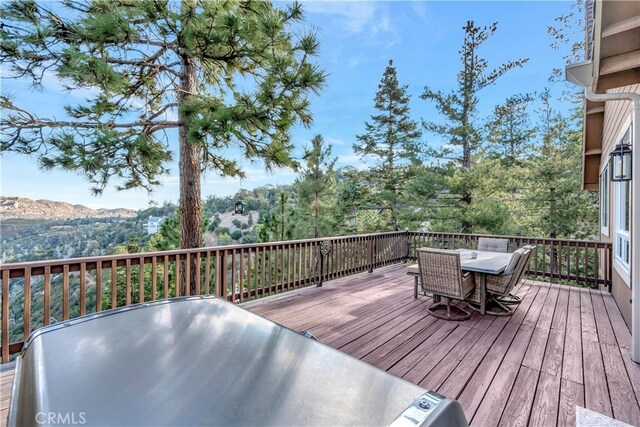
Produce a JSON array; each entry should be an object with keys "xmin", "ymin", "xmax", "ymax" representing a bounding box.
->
[
  {"xmin": 600, "ymin": 166, "xmax": 609, "ymax": 235},
  {"xmin": 614, "ymin": 177, "xmax": 631, "ymax": 272}
]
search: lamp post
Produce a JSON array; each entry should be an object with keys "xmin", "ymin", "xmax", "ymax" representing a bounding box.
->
[
  {"xmin": 609, "ymin": 141, "xmax": 632, "ymax": 182},
  {"xmin": 234, "ymin": 200, "xmax": 245, "ymax": 215}
]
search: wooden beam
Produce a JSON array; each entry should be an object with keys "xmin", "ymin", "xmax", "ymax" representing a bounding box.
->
[
  {"xmin": 602, "ymin": 15, "xmax": 640, "ymax": 38},
  {"xmin": 600, "ymin": 50, "xmax": 640, "ymax": 75}
]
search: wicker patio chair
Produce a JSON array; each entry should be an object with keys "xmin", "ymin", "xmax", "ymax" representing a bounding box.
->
[
  {"xmin": 477, "ymin": 237, "xmax": 509, "ymax": 253},
  {"xmin": 467, "ymin": 247, "xmax": 531, "ymax": 315},
  {"xmin": 494, "ymin": 245, "xmax": 536, "ymax": 305},
  {"xmin": 417, "ymin": 248, "xmax": 475, "ymax": 321}
]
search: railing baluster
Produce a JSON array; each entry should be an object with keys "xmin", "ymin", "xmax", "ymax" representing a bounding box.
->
[
  {"xmin": 290, "ymin": 244, "xmax": 296, "ymax": 288},
  {"xmin": 239, "ymin": 248, "xmax": 244, "ymax": 303},
  {"xmin": 247, "ymin": 247, "xmax": 252, "ymax": 299},
  {"xmin": 593, "ymin": 247, "xmax": 600, "ymax": 289},
  {"xmin": 151, "ymin": 257, "xmax": 157, "ymax": 301},
  {"xmin": 195, "ymin": 252, "xmax": 201, "ymax": 296},
  {"xmin": 254, "ymin": 247, "xmax": 259, "ymax": 297},
  {"xmin": 63, "ymin": 265, "xmax": 70, "ymax": 320},
  {"xmin": 96, "ymin": 262, "xmax": 102, "ymax": 313},
  {"xmin": 567, "ymin": 242, "xmax": 572, "ymax": 283},
  {"xmin": 79, "ymin": 263, "xmax": 86, "ymax": 316},
  {"xmin": 2, "ymin": 270, "xmax": 9, "ymax": 363},
  {"xmin": 298, "ymin": 243, "xmax": 303, "ymax": 287},
  {"xmin": 111, "ymin": 260, "xmax": 117, "ymax": 309},
  {"xmin": 185, "ymin": 253, "xmax": 191, "ymax": 297},
  {"xmin": 221, "ymin": 250, "xmax": 228, "ymax": 299},
  {"xmin": 23, "ymin": 268, "xmax": 31, "ymax": 341},
  {"xmin": 215, "ymin": 251, "xmax": 221, "ymax": 297},
  {"xmin": 44, "ymin": 266, "xmax": 51, "ymax": 325},
  {"xmin": 138, "ymin": 256, "xmax": 145, "ymax": 303},
  {"xmin": 175, "ymin": 254, "xmax": 181, "ymax": 298},
  {"xmin": 278, "ymin": 244, "xmax": 287, "ymax": 291},
  {"xmin": 288, "ymin": 244, "xmax": 292, "ymax": 290},
  {"xmin": 125, "ymin": 259, "xmax": 132, "ymax": 305},
  {"xmin": 205, "ymin": 251, "xmax": 211, "ymax": 295},
  {"xmin": 268, "ymin": 246, "xmax": 272, "ymax": 293},
  {"xmin": 584, "ymin": 243, "xmax": 589, "ymax": 287},
  {"xmin": 163, "ymin": 255, "xmax": 169, "ymax": 299},
  {"xmin": 575, "ymin": 243, "xmax": 580, "ymax": 285},
  {"xmin": 231, "ymin": 249, "xmax": 237, "ymax": 301},
  {"xmin": 261, "ymin": 248, "xmax": 266, "ymax": 296}
]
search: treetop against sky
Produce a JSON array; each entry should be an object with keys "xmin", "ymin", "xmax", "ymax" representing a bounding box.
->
[{"xmin": 1, "ymin": 1, "xmax": 576, "ymax": 210}]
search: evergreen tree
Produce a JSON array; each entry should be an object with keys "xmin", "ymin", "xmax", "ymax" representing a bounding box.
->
[
  {"xmin": 259, "ymin": 191, "xmax": 296, "ymax": 241},
  {"xmin": 354, "ymin": 59, "xmax": 421, "ymax": 231},
  {"xmin": 0, "ymin": 0, "xmax": 326, "ymax": 286},
  {"xmin": 485, "ymin": 94, "xmax": 535, "ymax": 164},
  {"xmin": 295, "ymin": 135, "xmax": 337, "ymax": 238},
  {"xmin": 523, "ymin": 90, "xmax": 598, "ymax": 240},
  {"xmin": 421, "ymin": 21, "xmax": 528, "ymax": 231}
]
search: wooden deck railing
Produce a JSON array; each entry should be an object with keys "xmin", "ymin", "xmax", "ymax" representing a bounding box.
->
[
  {"xmin": 0, "ymin": 230, "xmax": 610, "ymax": 363},
  {"xmin": 0, "ymin": 231, "xmax": 408, "ymax": 362}
]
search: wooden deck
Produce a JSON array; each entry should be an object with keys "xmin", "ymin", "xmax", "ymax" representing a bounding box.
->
[
  {"xmin": 1, "ymin": 263, "xmax": 639, "ymax": 426},
  {"xmin": 0, "ymin": 364, "xmax": 13, "ymax": 425},
  {"xmin": 245, "ymin": 264, "xmax": 640, "ymax": 426}
]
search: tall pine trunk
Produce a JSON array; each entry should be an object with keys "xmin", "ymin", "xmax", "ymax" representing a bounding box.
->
[{"xmin": 178, "ymin": 0, "xmax": 201, "ymax": 295}]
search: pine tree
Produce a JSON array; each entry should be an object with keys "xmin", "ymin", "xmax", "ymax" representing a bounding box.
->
[
  {"xmin": 295, "ymin": 135, "xmax": 337, "ymax": 238},
  {"xmin": 354, "ymin": 59, "xmax": 421, "ymax": 231},
  {"xmin": 0, "ymin": 0, "xmax": 325, "ymax": 294},
  {"xmin": 259, "ymin": 191, "xmax": 296, "ymax": 242},
  {"xmin": 421, "ymin": 21, "xmax": 528, "ymax": 231},
  {"xmin": 485, "ymin": 94, "xmax": 535, "ymax": 164},
  {"xmin": 524, "ymin": 90, "xmax": 598, "ymax": 240}
]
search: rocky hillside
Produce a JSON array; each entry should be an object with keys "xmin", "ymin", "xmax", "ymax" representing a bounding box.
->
[{"xmin": 0, "ymin": 196, "xmax": 136, "ymax": 220}]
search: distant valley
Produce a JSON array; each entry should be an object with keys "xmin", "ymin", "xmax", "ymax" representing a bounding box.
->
[{"xmin": 0, "ymin": 196, "xmax": 137, "ymax": 220}]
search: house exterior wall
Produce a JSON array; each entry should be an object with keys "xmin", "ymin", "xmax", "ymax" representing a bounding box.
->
[{"xmin": 599, "ymin": 83, "xmax": 638, "ymax": 328}]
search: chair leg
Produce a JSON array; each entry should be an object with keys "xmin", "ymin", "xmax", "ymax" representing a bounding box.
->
[
  {"xmin": 427, "ymin": 297, "xmax": 471, "ymax": 321},
  {"xmin": 414, "ymin": 276, "xmax": 418, "ymax": 298},
  {"xmin": 495, "ymin": 293, "xmax": 522, "ymax": 305},
  {"xmin": 469, "ymin": 296, "xmax": 514, "ymax": 316}
]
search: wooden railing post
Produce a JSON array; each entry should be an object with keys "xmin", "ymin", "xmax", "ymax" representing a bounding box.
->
[
  {"xmin": 219, "ymin": 250, "xmax": 228, "ymax": 300},
  {"xmin": 405, "ymin": 230, "xmax": 411, "ymax": 261},
  {"xmin": 368, "ymin": 237, "xmax": 375, "ymax": 273}
]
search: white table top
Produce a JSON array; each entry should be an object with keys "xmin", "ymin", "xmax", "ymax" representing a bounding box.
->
[
  {"xmin": 411, "ymin": 248, "xmax": 514, "ymax": 275},
  {"xmin": 457, "ymin": 249, "xmax": 513, "ymax": 274}
]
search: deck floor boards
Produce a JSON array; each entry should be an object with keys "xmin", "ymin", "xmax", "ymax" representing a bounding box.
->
[
  {"xmin": 1, "ymin": 263, "xmax": 638, "ymax": 427},
  {"xmin": 246, "ymin": 264, "xmax": 639, "ymax": 427}
]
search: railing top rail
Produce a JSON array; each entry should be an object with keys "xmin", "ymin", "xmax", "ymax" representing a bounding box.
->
[
  {"xmin": 408, "ymin": 231, "xmax": 610, "ymax": 246},
  {"xmin": 0, "ymin": 230, "xmax": 407, "ymax": 271}
]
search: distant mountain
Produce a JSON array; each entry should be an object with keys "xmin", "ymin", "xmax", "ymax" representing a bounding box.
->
[{"xmin": 0, "ymin": 196, "xmax": 137, "ymax": 220}]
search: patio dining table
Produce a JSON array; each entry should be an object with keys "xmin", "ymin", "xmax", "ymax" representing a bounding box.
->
[
  {"xmin": 457, "ymin": 249, "xmax": 513, "ymax": 315},
  {"xmin": 408, "ymin": 248, "xmax": 514, "ymax": 315}
]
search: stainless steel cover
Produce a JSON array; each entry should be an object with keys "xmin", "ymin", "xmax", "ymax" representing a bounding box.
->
[{"xmin": 9, "ymin": 296, "xmax": 440, "ymax": 426}]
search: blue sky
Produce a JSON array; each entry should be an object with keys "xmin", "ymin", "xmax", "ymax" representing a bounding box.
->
[{"xmin": 1, "ymin": 1, "xmax": 577, "ymax": 210}]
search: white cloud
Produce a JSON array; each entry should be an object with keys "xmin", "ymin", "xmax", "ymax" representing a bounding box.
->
[
  {"xmin": 302, "ymin": 1, "xmax": 378, "ymax": 35},
  {"xmin": 335, "ymin": 153, "xmax": 371, "ymax": 171},
  {"xmin": 325, "ymin": 137, "xmax": 349, "ymax": 146},
  {"xmin": 409, "ymin": 2, "xmax": 431, "ymax": 25},
  {"xmin": 348, "ymin": 54, "xmax": 368, "ymax": 68}
]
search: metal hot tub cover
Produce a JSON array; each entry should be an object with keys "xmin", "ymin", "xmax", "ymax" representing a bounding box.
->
[{"xmin": 8, "ymin": 296, "xmax": 467, "ymax": 427}]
